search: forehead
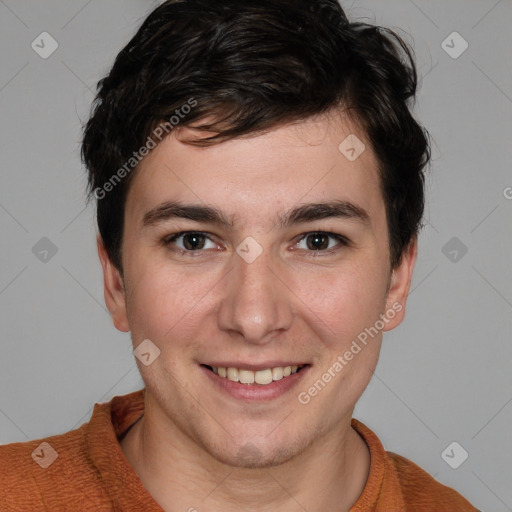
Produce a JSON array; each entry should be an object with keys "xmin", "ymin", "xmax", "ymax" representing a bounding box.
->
[{"xmin": 124, "ymin": 113, "xmax": 384, "ymax": 229}]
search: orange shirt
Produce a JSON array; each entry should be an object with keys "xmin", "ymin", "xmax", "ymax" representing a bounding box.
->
[{"xmin": 0, "ymin": 389, "xmax": 478, "ymax": 511}]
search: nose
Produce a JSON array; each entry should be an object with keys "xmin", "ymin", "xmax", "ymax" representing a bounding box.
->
[{"xmin": 217, "ymin": 243, "xmax": 294, "ymax": 345}]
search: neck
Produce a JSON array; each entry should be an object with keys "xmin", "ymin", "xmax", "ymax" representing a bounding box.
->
[{"xmin": 120, "ymin": 399, "xmax": 370, "ymax": 512}]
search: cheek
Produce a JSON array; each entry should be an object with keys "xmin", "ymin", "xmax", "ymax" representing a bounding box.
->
[
  {"xmin": 124, "ymin": 260, "xmax": 220, "ymax": 345},
  {"xmin": 293, "ymin": 262, "xmax": 389, "ymax": 347}
]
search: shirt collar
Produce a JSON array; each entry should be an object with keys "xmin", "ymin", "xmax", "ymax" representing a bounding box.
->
[{"xmin": 86, "ymin": 388, "xmax": 404, "ymax": 511}]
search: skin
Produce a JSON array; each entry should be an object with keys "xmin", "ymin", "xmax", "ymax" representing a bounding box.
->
[{"xmin": 98, "ymin": 111, "xmax": 417, "ymax": 512}]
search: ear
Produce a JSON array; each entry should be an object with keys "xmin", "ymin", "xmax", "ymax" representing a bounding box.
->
[
  {"xmin": 97, "ymin": 235, "xmax": 130, "ymax": 332},
  {"xmin": 382, "ymin": 238, "xmax": 418, "ymax": 331}
]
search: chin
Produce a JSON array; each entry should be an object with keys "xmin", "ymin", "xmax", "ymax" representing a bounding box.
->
[
  {"xmin": 217, "ymin": 446, "xmax": 294, "ymax": 469},
  {"xmin": 205, "ymin": 431, "xmax": 312, "ymax": 469}
]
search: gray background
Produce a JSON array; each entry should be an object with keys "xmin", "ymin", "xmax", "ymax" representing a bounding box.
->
[{"xmin": 1, "ymin": 0, "xmax": 511, "ymax": 510}]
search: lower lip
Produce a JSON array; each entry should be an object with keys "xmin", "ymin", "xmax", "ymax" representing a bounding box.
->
[{"xmin": 200, "ymin": 365, "xmax": 310, "ymax": 402}]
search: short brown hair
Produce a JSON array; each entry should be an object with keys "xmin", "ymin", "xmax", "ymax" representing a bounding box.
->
[{"xmin": 82, "ymin": 0, "xmax": 430, "ymax": 270}]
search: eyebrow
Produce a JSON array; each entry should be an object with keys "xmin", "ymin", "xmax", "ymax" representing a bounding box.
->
[{"xmin": 141, "ymin": 199, "xmax": 370, "ymax": 229}]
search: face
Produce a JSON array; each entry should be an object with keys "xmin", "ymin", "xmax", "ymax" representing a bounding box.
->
[{"xmin": 99, "ymin": 112, "xmax": 416, "ymax": 468}]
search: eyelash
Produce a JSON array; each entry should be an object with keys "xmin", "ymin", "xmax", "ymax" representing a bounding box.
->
[{"xmin": 162, "ymin": 231, "xmax": 350, "ymax": 258}]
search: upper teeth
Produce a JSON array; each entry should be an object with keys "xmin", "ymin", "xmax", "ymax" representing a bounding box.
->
[{"xmin": 211, "ymin": 365, "xmax": 302, "ymax": 385}]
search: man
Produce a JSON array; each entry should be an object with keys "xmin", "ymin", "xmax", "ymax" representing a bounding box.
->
[{"xmin": 0, "ymin": 0, "xmax": 478, "ymax": 510}]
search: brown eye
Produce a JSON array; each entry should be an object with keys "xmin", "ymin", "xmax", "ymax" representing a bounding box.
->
[
  {"xmin": 181, "ymin": 233, "xmax": 207, "ymax": 250},
  {"xmin": 164, "ymin": 232, "xmax": 217, "ymax": 252},
  {"xmin": 305, "ymin": 233, "xmax": 330, "ymax": 250},
  {"xmin": 295, "ymin": 232, "xmax": 349, "ymax": 254}
]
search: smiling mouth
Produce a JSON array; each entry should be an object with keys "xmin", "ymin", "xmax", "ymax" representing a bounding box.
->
[{"xmin": 202, "ymin": 364, "xmax": 307, "ymax": 385}]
